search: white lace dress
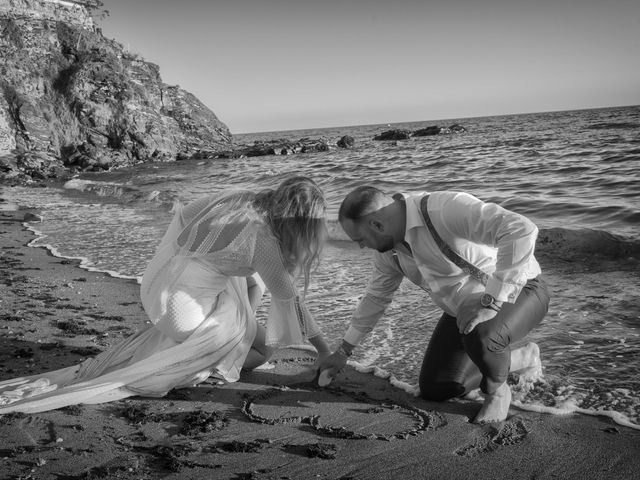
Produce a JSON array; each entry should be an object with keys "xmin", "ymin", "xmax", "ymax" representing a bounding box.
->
[{"xmin": 0, "ymin": 191, "xmax": 321, "ymax": 413}]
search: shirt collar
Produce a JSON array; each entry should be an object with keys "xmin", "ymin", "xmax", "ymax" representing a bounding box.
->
[{"xmin": 392, "ymin": 192, "xmax": 425, "ymax": 236}]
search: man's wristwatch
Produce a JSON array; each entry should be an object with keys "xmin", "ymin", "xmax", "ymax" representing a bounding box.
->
[{"xmin": 480, "ymin": 293, "xmax": 501, "ymax": 312}]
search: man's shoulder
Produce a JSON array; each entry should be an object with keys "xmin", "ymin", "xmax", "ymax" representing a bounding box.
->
[
  {"xmin": 403, "ymin": 190, "xmax": 470, "ymax": 199},
  {"xmin": 423, "ymin": 191, "xmax": 478, "ymax": 208}
]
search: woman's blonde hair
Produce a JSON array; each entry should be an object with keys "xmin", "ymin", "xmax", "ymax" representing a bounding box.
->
[{"xmin": 254, "ymin": 176, "xmax": 327, "ymax": 294}]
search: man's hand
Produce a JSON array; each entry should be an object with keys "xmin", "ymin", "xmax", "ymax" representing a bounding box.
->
[
  {"xmin": 457, "ymin": 292, "xmax": 499, "ymax": 335},
  {"xmin": 317, "ymin": 350, "xmax": 349, "ymax": 383}
]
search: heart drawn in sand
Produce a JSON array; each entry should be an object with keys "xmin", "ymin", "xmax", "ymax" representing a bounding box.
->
[{"xmin": 242, "ymin": 386, "xmax": 445, "ymax": 441}]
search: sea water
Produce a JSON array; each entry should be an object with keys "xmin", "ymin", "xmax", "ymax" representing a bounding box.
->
[{"xmin": 3, "ymin": 106, "xmax": 639, "ymax": 428}]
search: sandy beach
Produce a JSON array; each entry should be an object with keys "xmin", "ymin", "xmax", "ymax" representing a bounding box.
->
[{"xmin": 1, "ymin": 208, "xmax": 639, "ymax": 480}]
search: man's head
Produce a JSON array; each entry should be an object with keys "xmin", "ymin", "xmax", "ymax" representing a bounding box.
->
[{"xmin": 338, "ymin": 186, "xmax": 405, "ymax": 252}]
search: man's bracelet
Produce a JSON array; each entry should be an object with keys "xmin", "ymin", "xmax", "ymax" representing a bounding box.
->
[{"xmin": 486, "ymin": 303, "xmax": 502, "ymax": 313}]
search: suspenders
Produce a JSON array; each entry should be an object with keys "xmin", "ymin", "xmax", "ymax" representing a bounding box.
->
[{"xmin": 391, "ymin": 195, "xmax": 490, "ymax": 286}]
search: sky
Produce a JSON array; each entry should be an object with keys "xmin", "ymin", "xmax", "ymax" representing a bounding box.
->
[{"xmin": 99, "ymin": 0, "xmax": 640, "ymax": 134}]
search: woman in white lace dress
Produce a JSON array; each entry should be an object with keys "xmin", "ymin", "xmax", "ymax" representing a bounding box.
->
[{"xmin": 0, "ymin": 176, "xmax": 331, "ymax": 413}]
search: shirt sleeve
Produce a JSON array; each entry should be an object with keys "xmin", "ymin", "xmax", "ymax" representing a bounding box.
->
[
  {"xmin": 435, "ymin": 192, "xmax": 539, "ymax": 303},
  {"xmin": 251, "ymin": 228, "xmax": 322, "ymax": 347},
  {"xmin": 344, "ymin": 251, "xmax": 404, "ymax": 346}
]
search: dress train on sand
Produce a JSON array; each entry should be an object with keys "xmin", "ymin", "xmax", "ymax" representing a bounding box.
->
[{"xmin": 0, "ymin": 277, "xmax": 254, "ymax": 414}]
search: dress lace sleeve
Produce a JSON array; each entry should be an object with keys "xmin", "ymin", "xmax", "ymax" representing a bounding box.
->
[{"xmin": 251, "ymin": 226, "xmax": 322, "ymax": 347}]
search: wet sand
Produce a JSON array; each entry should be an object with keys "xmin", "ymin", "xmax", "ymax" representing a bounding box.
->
[{"xmin": 1, "ymin": 209, "xmax": 639, "ymax": 480}]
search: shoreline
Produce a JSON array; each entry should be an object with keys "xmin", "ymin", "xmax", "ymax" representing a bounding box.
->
[
  {"xmin": 9, "ymin": 199, "xmax": 640, "ymax": 430},
  {"xmin": 24, "ymin": 221, "xmax": 142, "ymax": 283},
  {"xmin": 1, "ymin": 209, "xmax": 640, "ymax": 479}
]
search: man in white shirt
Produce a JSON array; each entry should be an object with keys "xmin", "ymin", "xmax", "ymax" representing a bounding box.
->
[{"xmin": 319, "ymin": 186, "xmax": 550, "ymax": 423}]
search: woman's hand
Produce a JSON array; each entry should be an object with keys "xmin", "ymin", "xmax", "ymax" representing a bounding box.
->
[
  {"xmin": 309, "ymin": 335, "xmax": 332, "ymax": 369},
  {"xmin": 313, "ymin": 349, "xmax": 332, "ymax": 369},
  {"xmin": 456, "ymin": 293, "xmax": 499, "ymax": 334}
]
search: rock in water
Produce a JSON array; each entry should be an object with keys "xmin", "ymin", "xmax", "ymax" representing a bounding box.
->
[{"xmin": 337, "ymin": 135, "xmax": 355, "ymax": 148}]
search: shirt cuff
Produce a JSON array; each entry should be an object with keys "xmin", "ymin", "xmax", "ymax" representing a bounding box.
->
[{"xmin": 344, "ymin": 326, "xmax": 368, "ymax": 346}]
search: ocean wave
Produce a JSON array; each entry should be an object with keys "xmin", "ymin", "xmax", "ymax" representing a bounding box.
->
[
  {"xmin": 587, "ymin": 122, "xmax": 640, "ymax": 130},
  {"xmin": 349, "ymin": 360, "xmax": 639, "ymax": 430},
  {"xmin": 63, "ymin": 179, "xmax": 177, "ymax": 207},
  {"xmin": 536, "ymin": 227, "xmax": 640, "ymax": 260},
  {"xmin": 327, "ymin": 219, "xmax": 350, "ymax": 242},
  {"xmin": 328, "ymin": 220, "xmax": 640, "ymax": 260},
  {"xmin": 24, "ymin": 223, "xmax": 142, "ymax": 283},
  {"xmin": 62, "ymin": 179, "xmax": 640, "ymax": 261}
]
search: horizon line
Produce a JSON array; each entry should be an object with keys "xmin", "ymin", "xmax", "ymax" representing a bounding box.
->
[{"xmin": 231, "ymin": 103, "xmax": 640, "ymax": 136}]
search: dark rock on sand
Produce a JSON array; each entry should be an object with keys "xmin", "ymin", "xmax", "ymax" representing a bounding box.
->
[
  {"xmin": 306, "ymin": 442, "xmax": 338, "ymax": 459},
  {"xmin": 181, "ymin": 410, "xmax": 229, "ymax": 435},
  {"xmin": 54, "ymin": 318, "xmax": 101, "ymax": 336},
  {"xmin": 216, "ymin": 439, "xmax": 265, "ymax": 453},
  {"xmin": 121, "ymin": 402, "xmax": 152, "ymax": 425},
  {"xmin": 283, "ymin": 442, "xmax": 338, "ymax": 459},
  {"xmin": 23, "ymin": 212, "xmax": 43, "ymax": 222}
]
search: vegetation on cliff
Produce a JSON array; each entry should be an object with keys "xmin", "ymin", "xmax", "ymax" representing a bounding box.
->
[{"xmin": 0, "ymin": 0, "xmax": 232, "ymax": 184}]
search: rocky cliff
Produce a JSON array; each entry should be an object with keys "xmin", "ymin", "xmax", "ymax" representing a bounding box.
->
[{"xmin": 0, "ymin": 0, "xmax": 232, "ymax": 183}]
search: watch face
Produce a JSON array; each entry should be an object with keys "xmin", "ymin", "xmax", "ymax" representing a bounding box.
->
[{"xmin": 480, "ymin": 293, "xmax": 494, "ymax": 307}]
